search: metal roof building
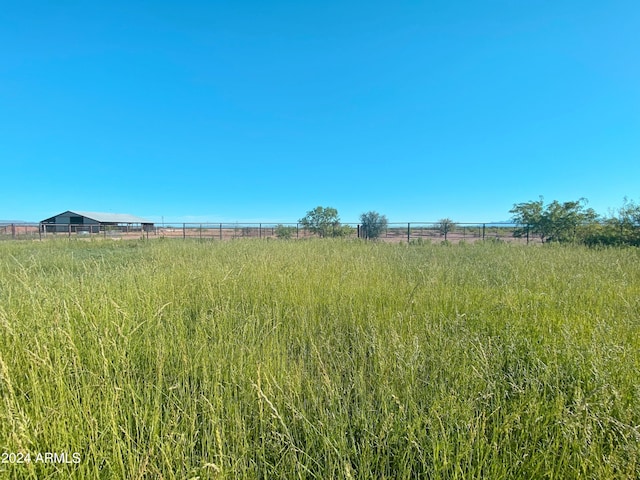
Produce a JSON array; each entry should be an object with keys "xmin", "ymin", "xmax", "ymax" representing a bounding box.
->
[{"xmin": 41, "ymin": 210, "xmax": 154, "ymax": 233}]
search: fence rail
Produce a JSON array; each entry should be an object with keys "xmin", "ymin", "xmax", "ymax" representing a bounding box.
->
[{"xmin": 0, "ymin": 222, "xmax": 535, "ymax": 243}]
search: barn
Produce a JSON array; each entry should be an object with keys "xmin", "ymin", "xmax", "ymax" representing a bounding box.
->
[{"xmin": 41, "ymin": 210, "xmax": 154, "ymax": 234}]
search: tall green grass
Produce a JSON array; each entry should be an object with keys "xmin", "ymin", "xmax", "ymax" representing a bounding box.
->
[{"xmin": 0, "ymin": 239, "xmax": 639, "ymax": 478}]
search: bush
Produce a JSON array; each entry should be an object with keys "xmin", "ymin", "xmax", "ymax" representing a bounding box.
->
[
  {"xmin": 332, "ymin": 225, "xmax": 355, "ymax": 237},
  {"xmin": 275, "ymin": 225, "xmax": 297, "ymax": 239},
  {"xmin": 359, "ymin": 211, "xmax": 388, "ymax": 240},
  {"xmin": 437, "ymin": 218, "xmax": 456, "ymax": 241}
]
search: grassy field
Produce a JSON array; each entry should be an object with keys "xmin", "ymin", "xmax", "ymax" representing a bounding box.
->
[{"xmin": 0, "ymin": 238, "xmax": 639, "ymax": 479}]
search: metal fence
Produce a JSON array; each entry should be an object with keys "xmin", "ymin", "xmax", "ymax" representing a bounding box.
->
[{"xmin": 0, "ymin": 222, "xmax": 533, "ymax": 243}]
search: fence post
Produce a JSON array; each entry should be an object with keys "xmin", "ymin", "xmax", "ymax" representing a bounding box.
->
[
  {"xmin": 199, "ymin": 224, "xmax": 202, "ymax": 240},
  {"xmin": 220, "ymin": 223, "xmax": 222, "ymax": 240},
  {"xmin": 296, "ymin": 223, "xmax": 299, "ymax": 239},
  {"xmin": 259, "ymin": 223, "xmax": 262, "ymax": 239},
  {"xmin": 183, "ymin": 223, "xmax": 186, "ymax": 239},
  {"xmin": 526, "ymin": 224, "xmax": 529, "ymax": 244},
  {"xmin": 407, "ymin": 223, "xmax": 410, "ymax": 243},
  {"xmin": 39, "ymin": 223, "xmax": 42, "ymax": 241},
  {"xmin": 482, "ymin": 224, "xmax": 486, "ymax": 241}
]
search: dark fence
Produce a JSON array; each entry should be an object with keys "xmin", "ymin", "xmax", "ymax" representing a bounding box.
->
[{"xmin": 0, "ymin": 222, "xmax": 532, "ymax": 243}]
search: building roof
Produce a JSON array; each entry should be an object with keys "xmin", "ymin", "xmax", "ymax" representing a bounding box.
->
[
  {"xmin": 43, "ymin": 210, "xmax": 153, "ymax": 224},
  {"xmin": 75, "ymin": 211, "xmax": 153, "ymax": 224}
]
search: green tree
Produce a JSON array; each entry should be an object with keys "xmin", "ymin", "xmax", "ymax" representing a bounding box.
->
[
  {"xmin": 613, "ymin": 197, "xmax": 640, "ymax": 246},
  {"xmin": 437, "ymin": 218, "xmax": 456, "ymax": 241},
  {"xmin": 586, "ymin": 198, "xmax": 640, "ymax": 246},
  {"xmin": 299, "ymin": 206, "xmax": 343, "ymax": 238},
  {"xmin": 546, "ymin": 199, "xmax": 598, "ymax": 242},
  {"xmin": 510, "ymin": 197, "xmax": 597, "ymax": 243},
  {"xmin": 510, "ymin": 197, "xmax": 546, "ymax": 242},
  {"xmin": 359, "ymin": 211, "xmax": 388, "ymax": 240}
]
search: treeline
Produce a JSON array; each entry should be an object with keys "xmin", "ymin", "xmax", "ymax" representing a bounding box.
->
[
  {"xmin": 510, "ymin": 197, "xmax": 640, "ymax": 246},
  {"xmin": 283, "ymin": 199, "xmax": 640, "ymax": 247}
]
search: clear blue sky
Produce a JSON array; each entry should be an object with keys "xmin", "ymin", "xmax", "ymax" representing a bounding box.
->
[{"xmin": 2, "ymin": 1, "xmax": 639, "ymax": 223}]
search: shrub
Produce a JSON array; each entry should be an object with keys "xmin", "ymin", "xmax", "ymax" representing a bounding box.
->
[
  {"xmin": 437, "ymin": 218, "xmax": 456, "ymax": 241},
  {"xmin": 275, "ymin": 224, "xmax": 297, "ymax": 239},
  {"xmin": 359, "ymin": 211, "xmax": 388, "ymax": 240}
]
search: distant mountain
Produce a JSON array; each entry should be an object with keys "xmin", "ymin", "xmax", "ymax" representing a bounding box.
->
[
  {"xmin": 485, "ymin": 220, "xmax": 514, "ymax": 226},
  {"xmin": 0, "ymin": 220, "xmax": 32, "ymax": 224}
]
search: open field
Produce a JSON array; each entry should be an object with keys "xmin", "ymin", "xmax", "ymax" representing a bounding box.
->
[{"xmin": 1, "ymin": 239, "xmax": 639, "ymax": 478}]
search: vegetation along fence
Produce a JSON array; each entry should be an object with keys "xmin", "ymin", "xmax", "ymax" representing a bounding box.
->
[{"xmin": 0, "ymin": 222, "xmax": 531, "ymax": 243}]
